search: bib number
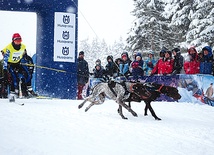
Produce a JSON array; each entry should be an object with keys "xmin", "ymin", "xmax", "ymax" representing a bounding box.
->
[{"xmin": 12, "ymin": 51, "xmax": 23, "ymax": 62}]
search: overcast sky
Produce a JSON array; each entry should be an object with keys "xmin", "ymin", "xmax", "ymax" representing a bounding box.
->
[
  {"xmin": 0, "ymin": 11, "xmax": 37, "ymax": 59},
  {"xmin": 0, "ymin": 0, "xmax": 134, "ymax": 59},
  {"xmin": 78, "ymin": 0, "xmax": 135, "ymax": 44}
]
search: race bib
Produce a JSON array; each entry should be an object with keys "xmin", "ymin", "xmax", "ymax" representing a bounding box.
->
[{"xmin": 11, "ymin": 51, "xmax": 24, "ymax": 62}]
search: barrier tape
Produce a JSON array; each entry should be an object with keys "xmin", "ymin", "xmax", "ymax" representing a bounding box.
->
[
  {"xmin": 20, "ymin": 63, "xmax": 89, "ymax": 78},
  {"xmin": 21, "ymin": 63, "xmax": 70, "ymax": 73}
]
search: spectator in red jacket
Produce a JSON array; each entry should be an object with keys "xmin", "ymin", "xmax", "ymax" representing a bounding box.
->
[
  {"xmin": 184, "ymin": 47, "xmax": 200, "ymax": 74},
  {"xmin": 151, "ymin": 50, "xmax": 174, "ymax": 75}
]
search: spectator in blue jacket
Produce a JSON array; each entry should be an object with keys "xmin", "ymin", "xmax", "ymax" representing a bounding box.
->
[
  {"xmin": 143, "ymin": 51, "xmax": 157, "ymax": 75},
  {"xmin": 199, "ymin": 46, "xmax": 213, "ymax": 75},
  {"xmin": 119, "ymin": 52, "xmax": 132, "ymax": 77}
]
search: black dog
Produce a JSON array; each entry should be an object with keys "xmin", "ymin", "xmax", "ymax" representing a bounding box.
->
[{"xmin": 122, "ymin": 82, "xmax": 181, "ymax": 120}]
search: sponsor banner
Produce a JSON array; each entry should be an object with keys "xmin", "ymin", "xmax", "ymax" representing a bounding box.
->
[
  {"xmin": 86, "ymin": 75, "xmax": 214, "ymax": 106},
  {"xmin": 54, "ymin": 12, "xmax": 75, "ymax": 62}
]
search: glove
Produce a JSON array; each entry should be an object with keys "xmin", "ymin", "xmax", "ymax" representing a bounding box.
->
[
  {"xmin": 132, "ymin": 62, "xmax": 139, "ymax": 69},
  {"xmin": 3, "ymin": 69, "xmax": 9, "ymax": 84},
  {"xmin": 147, "ymin": 62, "xmax": 154, "ymax": 68}
]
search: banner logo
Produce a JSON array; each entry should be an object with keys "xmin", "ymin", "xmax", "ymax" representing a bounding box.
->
[
  {"xmin": 62, "ymin": 47, "xmax": 69, "ymax": 55},
  {"xmin": 62, "ymin": 31, "xmax": 69, "ymax": 40},
  {"xmin": 63, "ymin": 15, "xmax": 70, "ymax": 24}
]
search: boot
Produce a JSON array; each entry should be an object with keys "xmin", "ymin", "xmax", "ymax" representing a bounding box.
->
[{"xmin": 27, "ymin": 86, "xmax": 38, "ymax": 97}]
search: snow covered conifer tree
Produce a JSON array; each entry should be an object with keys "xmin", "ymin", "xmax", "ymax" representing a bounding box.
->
[
  {"xmin": 186, "ymin": 0, "xmax": 214, "ymax": 48},
  {"xmin": 127, "ymin": 0, "xmax": 176, "ymax": 52}
]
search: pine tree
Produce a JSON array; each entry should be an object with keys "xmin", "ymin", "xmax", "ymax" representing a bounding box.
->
[
  {"xmin": 127, "ymin": 0, "xmax": 214, "ymax": 51},
  {"xmin": 159, "ymin": 0, "xmax": 214, "ymax": 49},
  {"xmin": 127, "ymin": 0, "xmax": 175, "ymax": 52},
  {"xmin": 186, "ymin": 0, "xmax": 214, "ymax": 48},
  {"xmin": 79, "ymin": 38, "xmax": 91, "ymax": 57},
  {"xmin": 111, "ymin": 37, "xmax": 127, "ymax": 60},
  {"xmin": 163, "ymin": 0, "xmax": 193, "ymax": 46}
]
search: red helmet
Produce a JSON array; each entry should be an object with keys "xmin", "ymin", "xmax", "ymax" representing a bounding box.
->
[{"xmin": 12, "ymin": 33, "xmax": 22, "ymax": 41}]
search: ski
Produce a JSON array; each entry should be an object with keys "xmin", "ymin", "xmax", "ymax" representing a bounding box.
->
[
  {"xmin": 15, "ymin": 102, "xmax": 25, "ymax": 106},
  {"xmin": 7, "ymin": 85, "xmax": 24, "ymax": 105},
  {"xmin": 35, "ymin": 96, "xmax": 59, "ymax": 100},
  {"xmin": 9, "ymin": 96, "xmax": 25, "ymax": 106},
  {"xmin": 7, "ymin": 85, "xmax": 15, "ymax": 102}
]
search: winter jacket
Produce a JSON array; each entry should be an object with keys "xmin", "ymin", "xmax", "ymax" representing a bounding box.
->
[
  {"xmin": 172, "ymin": 53, "xmax": 184, "ymax": 75},
  {"xmin": 199, "ymin": 46, "xmax": 213, "ymax": 74},
  {"xmin": 143, "ymin": 58, "xmax": 157, "ymax": 76},
  {"xmin": 184, "ymin": 47, "xmax": 200, "ymax": 74},
  {"xmin": 119, "ymin": 52, "xmax": 132, "ymax": 77},
  {"xmin": 131, "ymin": 59, "xmax": 144, "ymax": 80},
  {"xmin": 184, "ymin": 60, "xmax": 200, "ymax": 74},
  {"xmin": 1, "ymin": 42, "xmax": 29, "ymax": 90},
  {"xmin": 105, "ymin": 56, "xmax": 118, "ymax": 77},
  {"xmin": 77, "ymin": 57, "xmax": 89, "ymax": 85},
  {"xmin": 131, "ymin": 53, "xmax": 144, "ymax": 80},
  {"xmin": 93, "ymin": 66, "xmax": 105, "ymax": 78},
  {"xmin": 1, "ymin": 43, "xmax": 26, "ymax": 69},
  {"xmin": 151, "ymin": 57, "xmax": 174, "ymax": 75}
]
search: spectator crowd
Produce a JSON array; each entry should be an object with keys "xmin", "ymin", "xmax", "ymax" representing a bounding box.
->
[{"xmin": 77, "ymin": 46, "xmax": 213, "ymax": 99}]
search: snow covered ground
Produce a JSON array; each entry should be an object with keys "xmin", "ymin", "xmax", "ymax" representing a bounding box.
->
[{"xmin": 0, "ymin": 99, "xmax": 214, "ymax": 155}]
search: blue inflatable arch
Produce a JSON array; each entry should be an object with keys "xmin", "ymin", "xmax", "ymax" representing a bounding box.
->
[{"xmin": 0, "ymin": 0, "xmax": 78, "ymax": 99}]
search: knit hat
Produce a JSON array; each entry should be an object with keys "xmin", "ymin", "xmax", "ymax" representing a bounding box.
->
[
  {"xmin": 136, "ymin": 52, "xmax": 142, "ymax": 58},
  {"xmin": 160, "ymin": 49, "xmax": 166, "ymax": 54},
  {"xmin": 172, "ymin": 48, "xmax": 180, "ymax": 53},
  {"xmin": 160, "ymin": 49, "xmax": 166, "ymax": 58},
  {"xmin": 79, "ymin": 51, "xmax": 84, "ymax": 55},
  {"xmin": 95, "ymin": 59, "xmax": 101, "ymax": 65},
  {"xmin": 107, "ymin": 55, "xmax": 113, "ymax": 61},
  {"xmin": 12, "ymin": 33, "xmax": 22, "ymax": 41},
  {"xmin": 148, "ymin": 50, "xmax": 155, "ymax": 55}
]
